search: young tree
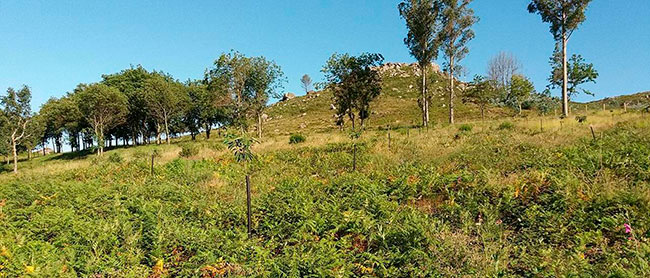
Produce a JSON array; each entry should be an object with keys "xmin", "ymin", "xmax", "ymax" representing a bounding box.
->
[
  {"xmin": 510, "ymin": 75, "xmax": 535, "ymax": 114},
  {"xmin": 399, "ymin": 0, "xmax": 442, "ymax": 128},
  {"xmin": 1, "ymin": 86, "xmax": 34, "ymax": 173},
  {"xmin": 462, "ymin": 75, "xmax": 499, "ymax": 120},
  {"xmin": 300, "ymin": 74, "xmax": 312, "ymax": 93},
  {"xmin": 528, "ymin": 0, "xmax": 593, "ymax": 117},
  {"xmin": 439, "ymin": 0, "xmax": 478, "ymax": 124},
  {"xmin": 223, "ymin": 131, "xmax": 256, "ymax": 238},
  {"xmin": 142, "ymin": 73, "xmax": 187, "ymax": 144},
  {"xmin": 205, "ymin": 51, "xmax": 252, "ymax": 129},
  {"xmin": 247, "ymin": 57, "xmax": 285, "ymax": 138},
  {"xmin": 76, "ymin": 83, "xmax": 128, "ymax": 156},
  {"xmin": 322, "ymin": 53, "xmax": 384, "ymax": 129},
  {"xmin": 548, "ymin": 51, "xmax": 598, "ymax": 100}
]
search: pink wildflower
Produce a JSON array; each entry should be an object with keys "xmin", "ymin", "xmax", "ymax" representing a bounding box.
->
[{"xmin": 624, "ymin": 223, "xmax": 632, "ymax": 234}]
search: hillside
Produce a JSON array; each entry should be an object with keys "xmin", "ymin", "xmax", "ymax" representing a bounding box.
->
[
  {"xmin": 2, "ymin": 109, "xmax": 649, "ymax": 276},
  {"xmin": 263, "ymin": 63, "xmax": 650, "ymax": 136},
  {"xmin": 263, "ymin": 63, "xmax": 514, "ymax": 136}
]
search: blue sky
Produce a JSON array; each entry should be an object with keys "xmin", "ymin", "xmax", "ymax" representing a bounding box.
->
[{"xmin": 1, "ymin": 0, "xmax": 649, "ymax": 111}]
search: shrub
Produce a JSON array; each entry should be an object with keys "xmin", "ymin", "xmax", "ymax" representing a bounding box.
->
[
  {"xmin": 458, "ymin": 124, "xmax": 473, "ymax": 132},
  {"xmin": 107, "ymin": 152, "xmax": 123, "ymax": 163},
  {"xmin": 498, "ymin": 121, "xmax": 514, "ymax": 130},
  {"xmin": 289, "ymin": 134, "xmax": 306, "ymax": 144},
  {"xmin": 576, "ymin": 115, "xmax": 587, "ymax": 123},
  {"xmin": 179, "ymin": 144, "xmax": 199, "ymax": 158}
]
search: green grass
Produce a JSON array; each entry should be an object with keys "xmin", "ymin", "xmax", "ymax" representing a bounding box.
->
[{"xmin": 1, "ymin": 110, "xmax": 649, "ymax": 277}]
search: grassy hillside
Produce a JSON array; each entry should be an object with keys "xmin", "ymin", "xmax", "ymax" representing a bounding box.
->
[
  {"xmin": 1, "ymin": 110, "xmax": 650, "ymax": 276},
  {"xmin": 263, "ymin": 65, "xmax": 513, "ymax": 136}
]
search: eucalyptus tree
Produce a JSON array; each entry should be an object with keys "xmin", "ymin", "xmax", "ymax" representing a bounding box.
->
[
  {"xmin": 528, "ymin": 0, "xmax": 593, "ymax": 116},
  {"xmin": 76, "ymin": 83, "xmax": 128, "ymax": 156},
  {"xmin": 142, "ymin": 73, "xmax": 187, "ymax": 144},
  {"xmin": 1, "ymin": 86, "xmax": 34, "ymax": 173},
  {"xmin": 548, "ymin": 51, "xmax": 598, "ymax": 101},
  {"xmin": 322, "ymin": 52, "xmax": 383, "ymax": 129},
  {"xmin": 22, "ymin": 113, "xmax": 46, "ymax": 160},
  {"xmin": 246, "ymin": 56, "xmax": 285, "ymax": 138},
  {"xmin": 205, "ymin": 51, "xmax": 252, "ymax": 129},
  {"xmin": 439, "ymin": 0, "xmax": 478, "ymax": 124},
  {"xmin": 399, "ymin": 0, "xmax": 442, "ymax": 127}
]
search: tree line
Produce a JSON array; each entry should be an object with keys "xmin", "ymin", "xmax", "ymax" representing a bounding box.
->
[{"xmin": 0, "ymin": 51, "xmax": 284, "ymax": 173}]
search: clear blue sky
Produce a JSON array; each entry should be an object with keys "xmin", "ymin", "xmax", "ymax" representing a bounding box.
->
[{"xmin": 1, "ymin": 0, "xmax": 649, "ymax": 111}]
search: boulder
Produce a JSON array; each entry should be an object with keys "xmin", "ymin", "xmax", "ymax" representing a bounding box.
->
[{"xmin": 281, "ymin": 92, "xmax": 296, "ymax": 101}]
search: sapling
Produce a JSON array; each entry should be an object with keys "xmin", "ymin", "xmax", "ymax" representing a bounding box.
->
[{"xmin": 224, "ymin": 131, "xmax": 257, "ymax": 238}]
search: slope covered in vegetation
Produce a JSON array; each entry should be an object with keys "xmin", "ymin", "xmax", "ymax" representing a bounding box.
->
[{"xmin": 1, "ymin": 111, "xmax": 649, "ymax": 277}]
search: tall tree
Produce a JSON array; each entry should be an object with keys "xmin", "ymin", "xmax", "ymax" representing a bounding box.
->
[
  {"xmin": 247, "ymin": 56, "xmax": 285, "ymax": 138},
  {"xmin": 548, "ymin": 51, "xmax": 598, "ymax": 101},
  {"xmin": 322, "ymin": 53, "xmax": 384, "ymax": 129},
  {"xmin": 462, "ymin": 75, "xmax": 499, "ymax": 120},
  {"xmin": 142, "ymin": 73, "xmax": 187, "ymax": 144},
  {"xmin": 439, "ymin": 0, "xmax": 478, "ymax": 124},
  {"xmin": 528, "ymin": 0, "xmax": 593, "ymax": 117},
  {"xmin": 399, "ymin": 0, "xmax": 442, "ymax": 128},
  {"xmin": 76, "ymin": 83, "xmax": 128, "ymax": 156},
  {"xmin": 205, "ymin": 51, "xmax": 252, "ymax": 130},
  {"xmin": 21, "ymin": 114, "xmax": 46, "ymax": 160},
  {"xmin": 1, "ymin": 86, "xmax": 34, "ymax": 173},
  {"xmin": 300, "ymin": 74, "xmax": 312, "ymax": 93},
  {"xmin": 510, "ymin": 74, "xmax": 535, "ymax": 114}
]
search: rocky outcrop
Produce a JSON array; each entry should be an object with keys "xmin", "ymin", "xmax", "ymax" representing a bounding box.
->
[
  {"xmin": 372, "ymin": 62, "xmax": 441, "ymax": 78},
  {"xmin": 281, "ymin": 92, "xmax": 296, "ymax": 101}
]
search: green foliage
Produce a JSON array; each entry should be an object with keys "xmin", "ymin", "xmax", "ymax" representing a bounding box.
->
[
  {"xmin": 463, "ymin": 75, "xmax": 500, "ymax": 118},
  {"xmin": 107, "ymin": 152, "xmax": 124, "ymax": 163},
  {"xmin": 458, "ymin": 123, "xmax": 473, "ymax": 132},
  {"xmin": 223, "ymin": 131, "xmax": 256, "ymax": 164},
  {"xmin": 549, "ymin": 52, "xmax": 599, "ymax": 99},
  {"xmin": 527, "ymin": 0, "xmax": 593, "ymax": 41},
  {"xmin": 322, "ymin": 52, "xmax": 384, "ymax": 128},
  {"xmin": 498, "ymin": 121, "xmax": 515, "ymax": 130},
  {"xmin": 288, "ymin": 133, "xmax": 306, "ymax": 144},
  {"xmin": 2, "ymin": 120, "xmax": 650, "ymax": 276},
  {"xmin": 178, "ymin": 143, "xmax": 199, "ymax": 158}
]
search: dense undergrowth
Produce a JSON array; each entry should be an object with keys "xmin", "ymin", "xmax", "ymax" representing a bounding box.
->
[{"xmin": 1, "ymin": 118, "xmax": 649, "ymax": 277}]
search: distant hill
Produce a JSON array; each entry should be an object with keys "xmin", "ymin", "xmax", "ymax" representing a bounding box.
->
[
  {"xmin": 263, "ymin": 63, "xmax": 512, "ymax": 136},
  {"xmin": 263, "ymin": 63, "xmax": 649, "ymax": 136}
]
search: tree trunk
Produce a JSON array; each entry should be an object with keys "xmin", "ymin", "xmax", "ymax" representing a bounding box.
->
[
  {"xmin": 518, "ymin": 102, "xmax": 522, "ymax": 115},
  {"xmin": 164, "ymin": 115, "xmax": 170, "ymax": 144},
  {"xmin": 561, "ymin": 25, "xmax": 569, "ymax": 117},
  {"xmin": 257, "ymin": 112, "xmax": 263, "ymax": 138},
  {"xmin": 205, "ymin": 124, "xmax": 211, "ymax": 139},
  {"xmin": 481, "ymin": 106, "xmax": 485, "ymax": 121},
  {"xmin": 12, "ymin": 138, "xmax": 18, "ymax": 174},
  {"xmin": 449, "ymin": 56, "xmax": 455, "ymax": 124},
  {"xmin": 421, "ymin": 64, "xmax": 428, "ymax": 127}
]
